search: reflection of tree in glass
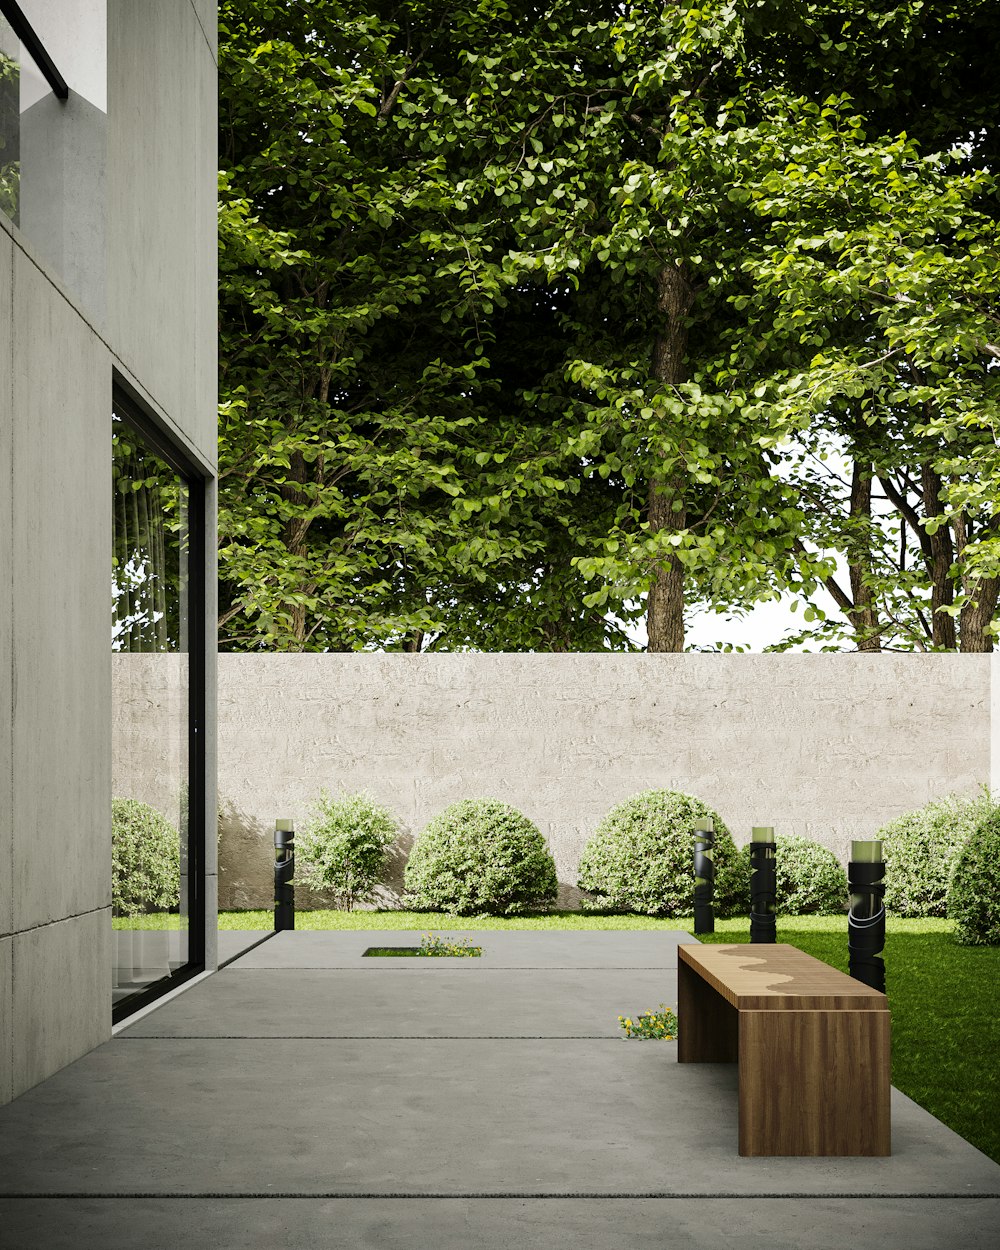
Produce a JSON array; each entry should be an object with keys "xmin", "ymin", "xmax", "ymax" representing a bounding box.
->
[
  {"xmin": 0, "ymin": 45, "xmax": 19, "ymax": 225},
  {"xmin": 112, "ymin": 552, "xmax": 164, "ymax": 651},
  {"xmin": 112, "ymin": 420, "xmax": 186, "ymax": 652}
]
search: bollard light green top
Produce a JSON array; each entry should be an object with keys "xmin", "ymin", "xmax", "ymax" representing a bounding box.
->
[
  {"xmin": 275, "ymin": 818, "xmax": 295, "ymax": 832},
  {"xmin": 693, "ymin": 816, "xmax": 714, "ymax": 833},
  {"xmin": 751, "ymin": 826, "xmax": 775, "ymax": 842},
  {"xmin": 851, "ymin": 839, "xmax": 883, "ymax": 863}
]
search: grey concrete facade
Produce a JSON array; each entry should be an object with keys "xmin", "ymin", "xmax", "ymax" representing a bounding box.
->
[
  {"xmin": 0, "ymin": 1, "xmax": 217, "ymax": 1104},
  {"xmin": 167, "ymin": 654, "xmax": 994, "ymax": 910},
  {"xmin": 108, "ymin": 0, "xmax": 218, "ymax": 467}
]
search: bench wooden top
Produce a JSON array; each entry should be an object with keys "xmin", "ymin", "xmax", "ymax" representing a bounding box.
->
[{"xmin": 679, "ymin": 943, "xmax": 889, "ymax": 1012}]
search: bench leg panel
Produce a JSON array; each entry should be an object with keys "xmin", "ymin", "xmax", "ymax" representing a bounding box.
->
[
  {"xmin": 678, "ymin": 957, "xmax": 738, "ymax": 1063},
  {"xmin": 738, "ymin": 1009, "xmax": 891, "ymax": 1156}
]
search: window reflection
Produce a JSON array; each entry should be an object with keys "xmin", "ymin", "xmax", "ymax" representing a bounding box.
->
[
  {"xmin": 0, "ymin": 13, "xmax": 20, "ymax": 224},
  {"xmin": 111, "ymin": 408, "xmax": 191, "ymax": 1006}
]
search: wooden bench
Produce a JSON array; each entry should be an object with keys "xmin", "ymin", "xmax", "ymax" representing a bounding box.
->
[{"xmin": 678, "ymin": 943, "xmax": 890, "ymax": 1157}]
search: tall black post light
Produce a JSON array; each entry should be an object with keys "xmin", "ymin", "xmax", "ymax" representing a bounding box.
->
[
  {"xmin": 693, "ymin": 816, "xmax": 715, "ymax": 935},
  {"xmin": 848, "ymin": 839, "xmax": 885, "ymax": 992},
  {"xmin": 749, "ymin": 826, "xmax": 777, "ymax": 943},
  {"xmin": 274, "ymin": 818, "xmax": 296, "ymax": 931}
]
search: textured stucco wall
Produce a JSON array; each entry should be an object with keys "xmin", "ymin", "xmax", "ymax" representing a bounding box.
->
[{"xmin": 177, "ymin": 655, "xmax": 991, "ymax": 911}]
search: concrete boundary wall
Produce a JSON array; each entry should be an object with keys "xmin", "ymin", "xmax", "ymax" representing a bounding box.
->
[{"xmin": 114, "ymin": 654, "xmax": 993, "ymax": 910}]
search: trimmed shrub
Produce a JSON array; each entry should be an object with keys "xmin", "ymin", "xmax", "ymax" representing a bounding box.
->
[
  {"xmin": 298, "ymin": 790, "xmax": 399, "ymax": 911},
  {"xmin": 576, "ymin": 790, "xmax": 743, "ymax": 917},
  {"xmin": 111, "ymin": 797, "xmax": 180, "ymax": 918},
  {"xmin": 736, "ymin": 834, "xmax": 847, "ymax": 915},
  {"xmin": 403, "ymin": 798, "xmax": 558, "ymax": 915},
  {"xmin": 948, "ymin": 807, "xmax": 1000, "ymax": 946},
  {"xmin": 878, "ymin": 790, "xmax": 996, "ymax": 918}
]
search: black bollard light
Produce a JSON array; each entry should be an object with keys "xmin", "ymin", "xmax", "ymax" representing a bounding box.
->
[
  {"xmin": 749, "ymin": 826, "xmax": 777, "ymax": 943},
  {"xmin": 848, "ymin": 838, "xmax": 885, "ymax": 992},
  {"xmin": 693, "ymin": 816, "xmax": 715, "ymax": 935},
  {"xmin": 274, "ymin": 818, "xmax": 296, "ymax": 931}
]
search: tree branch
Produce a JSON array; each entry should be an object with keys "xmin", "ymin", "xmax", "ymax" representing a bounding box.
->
[{"xmin": 379, "ymin": 43, "xmax": 430, "ymax": 120}]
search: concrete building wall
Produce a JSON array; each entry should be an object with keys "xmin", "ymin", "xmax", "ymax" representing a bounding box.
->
[
  {"xmin": 1, "ymin": 1, "xmax": 217, "ymax": 1105},
  {"xmin": 1, "ymin": 224, "xmax": 112, "ymax": 1104},
  {"xmin": 14, "ymin": 0, "xmax": 108, "ymax": 323},
  {"xmin": 171, "ymin": 655, "xmax": 992, "ymax": 911},
  {"xmin": 1, "ymin": 227, "xmax": 12, "ymax": 1106},
  {"xmin": 108, "ymin": 0, "xmax": 218, "ymax": 467}
]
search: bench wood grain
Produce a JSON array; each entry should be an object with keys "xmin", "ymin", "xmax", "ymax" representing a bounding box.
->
[{"xmin": 678, "ymin": 943, "xmax": 891, "ymax": 1157}]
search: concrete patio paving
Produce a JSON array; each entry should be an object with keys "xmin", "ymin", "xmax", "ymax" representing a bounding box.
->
[{"xmin": 1, "ymin": 931, "xmax": 998, "ymax": 1248}]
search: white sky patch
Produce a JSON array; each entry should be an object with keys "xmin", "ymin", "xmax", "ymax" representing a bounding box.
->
[{"xmin": 624, "ymin": 590, "xmax": 850, "ymax": 653}]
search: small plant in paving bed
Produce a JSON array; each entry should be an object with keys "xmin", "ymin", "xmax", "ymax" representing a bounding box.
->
[
  {"xmin": 618, "ymin": 1004, "xmax": 678, "ymax": 1040},
  {"xmin": 403, "ymin": 798, "xmax": 558, "ymax": 915},
  {"xmin": 948, "ymin": 806, "xmax": 1000, "ymax": 946},
  {"xmin": 363, "ymin": 933, "xmax": 483, "ymax": 957},
  {"xmin": 419, "ymin": 933, "xmax": 482, "ymax": 956},
  {"xmin": 577, "ymin": 789, "xmax": 744, "ymax": 916}
]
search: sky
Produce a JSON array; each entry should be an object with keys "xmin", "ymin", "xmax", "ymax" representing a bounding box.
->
[
  {"xmin": 624, "ymin": 592, "xmax": 823, "ymax": 652},
  {"xmin": 686, "ymin": 593, "xmax": 820, "ymax": 652}
]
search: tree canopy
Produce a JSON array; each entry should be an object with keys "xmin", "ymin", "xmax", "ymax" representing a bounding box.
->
[{"xmin": 219, "ymin": 0, "xmax": 1000, "ymax": 652}]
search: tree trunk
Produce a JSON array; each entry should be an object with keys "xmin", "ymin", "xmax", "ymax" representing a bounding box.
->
[
  {"xmin": 646, "ymin": 263, "xmax": 694, "ymax": 653},
  {"xmin": 921, "ymin": 464, "xmax": 956, "ymax": 649},
  {"xmin": 402, "ymin": 630, "xmax": 424, "ymax": 653},
  {"xmin": 847, "ymin": 462, "xmax": 881, "ymax": 651},
  {"xmin": 959, "ymin": 580, "xmax": 999, "ymax": 651},
  {"xmin": 280, "ymin": 448, "xmax": 312, "ymax": 647},
  {"xmin": 952, "ymin": 507, "xmax": 997, "ymax": 652},
  {"xmin": 647, "ymin": 481, "xmax": 687, "ymax": 652}
]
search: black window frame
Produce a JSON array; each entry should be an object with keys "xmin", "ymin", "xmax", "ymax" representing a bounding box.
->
[{"xmin": 111, "ymin": 380, "xmax": 208, "ymax": 1023}]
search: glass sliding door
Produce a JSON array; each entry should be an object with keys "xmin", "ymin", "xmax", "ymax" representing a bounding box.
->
[{"xmin": 111, "ymin": 391, "xmax": 204, "ymax": 1016}]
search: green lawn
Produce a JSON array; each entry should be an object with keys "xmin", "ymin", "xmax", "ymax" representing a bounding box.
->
[
  {"xmin": 218, "ymin": 909, "xmax": 999, "ymax": 1165},
  {"xmin": 113, "ymin": 914, "xmax": 185, "ymax": 930}
]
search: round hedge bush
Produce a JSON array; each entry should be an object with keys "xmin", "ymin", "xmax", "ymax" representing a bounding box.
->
[
  {"xmin": 112, "ymin": 797, "xmax": 180, "ymax": 918},
  {"xmin": 948, "ymin": 807, "xmax": 1000, "ymax": 945},
  {"xmin": 736, "ymin": 834, "xmax": 847, "ymax": 915},
  {"xmin": 576, "ymin": 790, "xmax": 743, "ymax": 917},
  {"xmin": 878, "ymin": 790, "xmax": 996, "ymax": 918},
  {"xmin": 403, "ymin": 798, "xmax": 558, "ymax": 915}
]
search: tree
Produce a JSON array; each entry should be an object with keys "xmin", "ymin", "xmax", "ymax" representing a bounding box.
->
[
  {"xmin": 740, "ymin": 104, "xmax": 1000, "ymax": 650},
  {"xmin": 219, "ymin": 0, "xmax": 1000, "ymax": 651},
  {"xmin": 218, "ymin": 1, "xmax": 635, "ymax": 652},
  {"xmin": 732, "ymin": 0, "xmax": 1000, "ymax": 650}
]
